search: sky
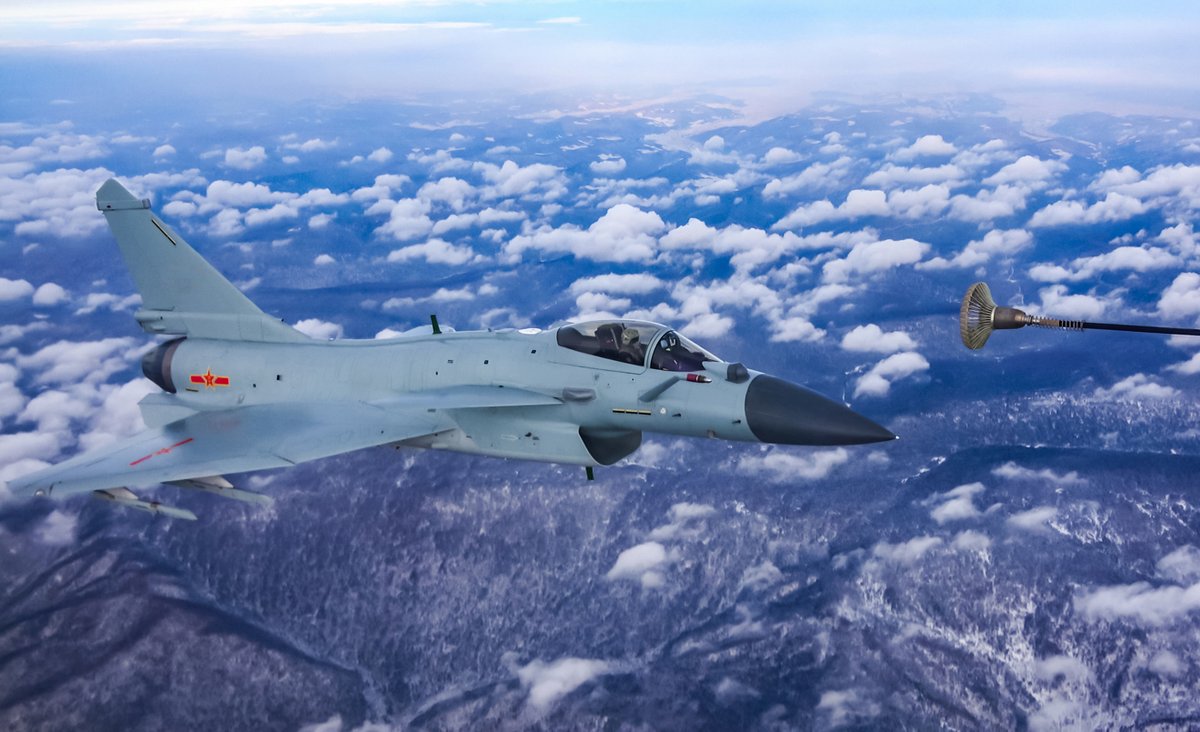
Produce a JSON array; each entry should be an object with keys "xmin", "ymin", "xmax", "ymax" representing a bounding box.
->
[{"xmin": 2, "ymin": 1, "xmax": 1199, "ymax": 120}]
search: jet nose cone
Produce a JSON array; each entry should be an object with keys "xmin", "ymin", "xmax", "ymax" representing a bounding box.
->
[{"xmin": 745, "ymin": 375, "xmax": 896, "ymax": 446}]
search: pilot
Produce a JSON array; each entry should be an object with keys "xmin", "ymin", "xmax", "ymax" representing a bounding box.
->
[{"xmin": 619, "ymin": 327, "xmax": 644, "ymax": 365}]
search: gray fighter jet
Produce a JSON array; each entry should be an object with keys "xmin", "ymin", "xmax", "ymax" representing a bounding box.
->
[{"xmin": 8, "ymin": 179, "xmax": 895, "ymax": 519}]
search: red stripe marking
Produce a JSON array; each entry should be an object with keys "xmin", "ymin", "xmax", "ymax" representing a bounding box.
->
[
  {"xmin": 214, "ymin": 376, "xmax": 230, "ymax": 386},
  {"xmin": 190, "ymin": 375, "xmax": 205, "ymax": 384},
  {"xmin": 129, "ymin": 437, "xmax": 195, "ymax": 467}
]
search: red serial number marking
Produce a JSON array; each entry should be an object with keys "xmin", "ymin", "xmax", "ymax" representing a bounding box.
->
[{"xmin": 129, "ymin": 438, "xmax": 194, "ymax": 467}]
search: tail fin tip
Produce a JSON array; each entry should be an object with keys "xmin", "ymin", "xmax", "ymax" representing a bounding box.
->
[{"xmin": 96, "ymin": 179, "xmax": 150, "ymax": 211}]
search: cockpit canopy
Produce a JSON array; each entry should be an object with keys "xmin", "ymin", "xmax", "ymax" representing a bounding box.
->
[{"xmin": 556, "ymin": 320, "xmax": 719, "ymax": 372}]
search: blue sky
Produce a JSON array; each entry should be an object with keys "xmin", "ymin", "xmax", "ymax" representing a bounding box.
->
[{"xmin": 2, "ymin": 1, "xmax": 1199, "ymax": 118}]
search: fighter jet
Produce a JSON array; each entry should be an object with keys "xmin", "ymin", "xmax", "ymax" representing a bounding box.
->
[{"xmin": 8, "ymin": 179, "xmax": 895, "ymax": 519}]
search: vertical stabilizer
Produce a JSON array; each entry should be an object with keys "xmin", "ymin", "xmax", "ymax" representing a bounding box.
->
[{"xmin": 97, "ymin": 179, "xmax": 305, "ymax": 342}]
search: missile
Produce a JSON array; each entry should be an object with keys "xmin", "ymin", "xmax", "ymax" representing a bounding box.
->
[
  {"xmin": 93, "ymin": 487, "xmax": 198, "ymax": 520},
  {"xmin": 166, "ymin": 475, "xmax": 274, "ymax": 506},
  {"xmin": 959, "ymin": 281, "xmax": 1200, "ymax": 350}
]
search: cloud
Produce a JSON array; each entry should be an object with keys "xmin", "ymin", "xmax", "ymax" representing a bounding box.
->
[
  {"xmin": 1167, "ymin": 351, "xmax": 1200, "ymax": 375},
  {"xmin": 223, "ymin": 145, "xmax": 268, "ymax": 169},
  {"xmin": 1075, "ymin": 580, "xmax": 1200, "ymax": 627},
  {"xmin": 0, "ymin": 167, "xmax": 116, "ymax": 237},
  {"xmin": 983, "ymin": 155, "xmax": 1067, "ymax": 186},
  {"xmin": 387, "ymin": 238, "xmax": 479, "ymax": 266},
  {"xmin": 774, "ymin": 189, "xmax": 889, "ymax": 229},
  {"xmin": 891, "ymin": 134, "xmax": 957, "ymax": 161},
  {"xmin": 162, "ymin": 200, "xmax": 198, "ymax": 218},
  {"xmin": 374, "ymin": 198, "xmax": 433, "ymax": 241},
  {"xmin": 381, "ymin": 286, "xmax": 477, "ymax": 311},
  {"xmin": 1006, "ymin": 506, "xmax": 1057, "ymax": 532},
  {"xmin": 661, "ymin": 218, "xmax": 856, "ymax": 272},
  {"xmin": 991, "ymin": 462, "xmax": 1085, "ymax": 487},
  {"xmin": 516, "ymin": 657, "xmax": 610, "ymax": 713},
  {"xmin": 918, "ymin": 228, "xmax": 1032, "ymax": 270},
  {"xmin": 76, "ymin": 378, "xmax": 157, "ymax": 451},
  {"xmin": 568, "ymin": 273, "xmax": 664, "ymax": 296},
  {"xmin": 1092, "ymin": 163, "xmax": 1200, "ymax": 206},
  {"xmin": 572, "ymin": 291, "xmax": 630, "ymax": 318},
  {"xmin": 822, "ymin": 238, "xmax": 929, "ymax": 283},
  {"xmin": 605, "ymin": 541, "xmax": 670, "ymax": 588},
  {"xmin": 736, "ymin": 448, "xmax": 849, "ymax": 482},
  {"xmin": 1147, "ymin": 650, "xmax": 1185, "ymax": 678},
  {"xmin": 418, "ymin": 177, "xmax": 476, "ymax": 211},
  {"xmin": 0, "ymin": 129, "xmax": 107, "ymax": 170},
  {"xmin": 853, "ymin": 351, "xmax": 930, "ymax": 397},
  {"xmin": 201, "ymin": 177, "xmax": 288, "ymax": 206},
  {"xmin": 430, "ymin": 207, "xmax": 525, "ymax": 236},
  {"xmin": 307, "ymin": 212, "xmax": 336, "ymax": 229},
  {"xmin": 35, "ymin": 509, "xmax": 78, "ymax": 546},
  {"xmin": 714, "ymin": 677, "xmax": 761, "ymax": 705},
  {"xmin": 763, "ymin": 157, "xmax": 852, "ymax": 197},
  {"xmin": 952, "ymin": 530, "xmax": 992, "ymax": 551},
  {"xmin": 283, "ymin": 137, "xmax": 336, "ymax": 152},
  {"xmin": 152, "ymin": 144, "xmax": 176, "ymax": 158},
  {"xmin": 929, "ymin": 482, "xmax": 985, "ymax": 524},
  {"xmin": 363, "ymin": 146, "xmax": 393, "ymax": 164},
  {"xmin": 473, "ymin": 159, "xmax": 567, "ymax": 201},
  {"xmin": 738, "ymin": 560, "xmax": 783, "ymax": 593},
  {"xmin": 0, "ymin": 431, "xmax": 63, "ymax": 471},
  {"xmin": 871, "ymin": 535, "xmax": 942, "ymax": 565},
  {"xmin": 862, "ymin": 163, "xmax": 964, "ymax": 188},
  {"xmin": 1093, "ymin": 373, "xmax": 1178, "ymax": 400},
  {"xmin": 1029, "ymin": 192, "xmax": 1147, "ymax": 227},
  {"xmin": 293, "ymin": 318, "xmax": 343, "ymax": 340},
  {"xmin": 762, "ymin": 147, "xmax": 802, "ymax": 166},
  {"xmin": 1029, "ymin": 245, "xmax": 1178, "ymax": 282},
  {"xmin": 886, "ymin": 184, "xmax": 952, "ymax": 218},
  {"xmin": 1157, "ymin": 272, "xmax": 1200, "ymax": 319},
  {"xmin": 647, "ymin": 502, "xmax": 716, "ymax": 541},
  {"xmin": 817, "ymin": 689, "xmax": 880, "ymax": 727},
  {"xmin": 32, "ymin": 282, "xmax": 68, "ymax": 306},
  {"xmin": 0, "ymin": 363, "xmax": 27, "ymax": 424},
  {"xmin": 769, "ymin": 316, "xmax": 824, "ymax": 343},
  {"xmin": 352, "ymin": 174, "xmax": 411, "ymax": 202},
  {"xmin": 1036, "ymin": 284, "xmax": 1110, "ymax": 320},
  {"xmin": 0, "ymin": 277, "xmax": 34, "ymax": 301},
  {"xmin": 506, "ymin": 204, "xmax": 665, "ymax": 262},
  {"xmin": 840, "ymin": 324, "xmax": 917, "ymax": 354},
  {"xmin": 1157, "ymin": 545, "xmax": 1200, "ymax": 585},
  {"xmin": 14, "ymin": 337, "xmax": 138, "ymax": 385},
  {"xmin": 74, "ymin": 292, "xmax": 141, "ymax": 315},
  {"xmin": 19, "ymin": 389, "xmax": 94, "ymax": 433},
  {"xmin": 589, "ymin": 155, "xmax": 627, "ymax": 174}
]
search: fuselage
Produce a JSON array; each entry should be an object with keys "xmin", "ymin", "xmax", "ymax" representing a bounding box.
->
[{"xmin": 144, "ymin": 320, "xmax": 895, "ymax": 468}]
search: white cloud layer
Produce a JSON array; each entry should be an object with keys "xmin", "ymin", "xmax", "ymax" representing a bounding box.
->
[
  {"xmin": 605, "ymin": 541, "xmax": 670, "ymax": 588},
  {"xmin": 840, "ymin": 324, "xmax": 917, "ymax": 354},
  {"xmin": 507, "ymin": 204, "xmax": 665, "ymax": 262},
  {"xmin": 736, "ymin": 448, "xmax": 849, "ymax": 482},
  {"xmin": 854, "ymin": 351, "xmax": 930, "ymax": 397},
  {"xmin": 516, "ymin": 657, "xmax": 610, "ymax": 713}
]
